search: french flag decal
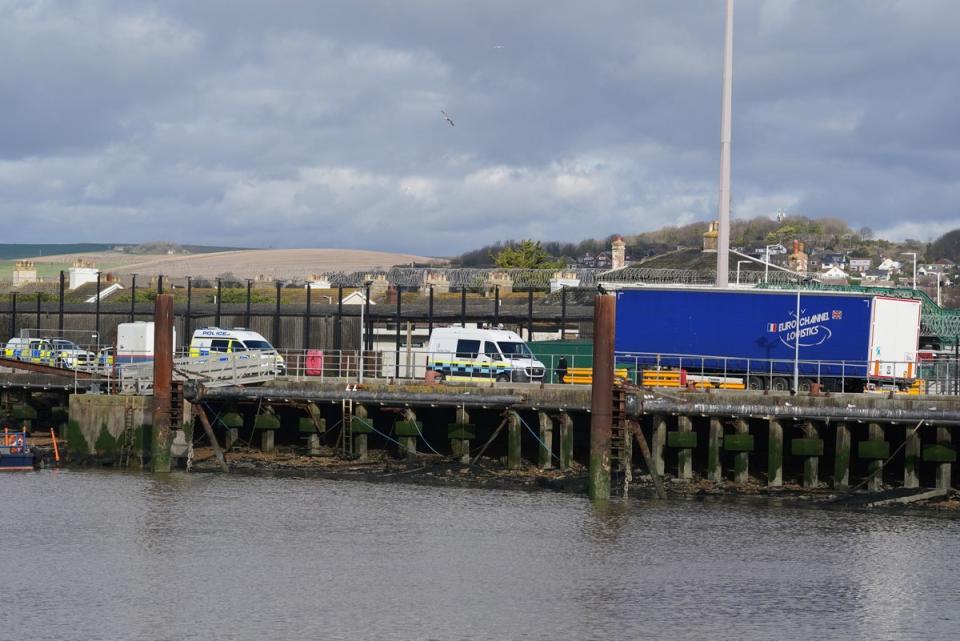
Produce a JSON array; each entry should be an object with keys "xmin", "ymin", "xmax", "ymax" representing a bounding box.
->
[{"xmin": 767, "ymin": 322, "xmax": 777, "ymax": 332}]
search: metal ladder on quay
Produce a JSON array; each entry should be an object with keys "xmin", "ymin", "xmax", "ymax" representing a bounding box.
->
[
  {"xmin": 117, "ymin": 402, "xmax": 136, "ymax": 468},
  {"xmin": 610, "ymin": 386, "xmax": 630, "ymax": 488},
  {"xmin": 341, "ymin": 398, "xmax": 354, "ymax": 458}
]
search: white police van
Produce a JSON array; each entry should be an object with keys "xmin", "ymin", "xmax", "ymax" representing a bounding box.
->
[
  {"xmin": 426, "ymin": 326, "xmax": 545, "ymax": 382},
  {"xmin": 189, "ymin": 327, "xmax": 286, "ymax": 375}
]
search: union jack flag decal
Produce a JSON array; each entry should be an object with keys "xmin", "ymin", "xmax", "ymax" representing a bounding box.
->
[{"xmin": 832, "ymin": 310, "xmax": 843, "ymax": 320}]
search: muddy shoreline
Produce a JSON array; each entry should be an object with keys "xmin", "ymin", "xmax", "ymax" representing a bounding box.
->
[{"xmin": 179, "ymin": 445, "xmax": 960, "ymax": 518}]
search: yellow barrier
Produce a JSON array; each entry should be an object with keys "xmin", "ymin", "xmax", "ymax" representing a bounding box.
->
[{"xmin": 563, "ymin": 367, "xmax": 628, "ymax": 385}]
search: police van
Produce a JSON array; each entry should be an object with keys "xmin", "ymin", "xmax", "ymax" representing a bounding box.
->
[
  {"xmin": 188, "ymin": 328, "xmax": 286, "ymax": 375},
  {"xmin": 426, "ymin": 326, "xmax": 545, "ymax": 382},
  {"xmin": 3, "ymin": 337, "xmax": 55, "ymax": 365}
]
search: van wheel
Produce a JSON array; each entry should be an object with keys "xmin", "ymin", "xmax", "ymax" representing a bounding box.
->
[{"xmin": 496, "ymin": 373, "xmax": 510, "ymax": 383}]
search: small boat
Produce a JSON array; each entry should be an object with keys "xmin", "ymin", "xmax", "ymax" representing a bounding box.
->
[{"xmin": 0, "ymin": 430, "xmax": 36, "ymax": 471}]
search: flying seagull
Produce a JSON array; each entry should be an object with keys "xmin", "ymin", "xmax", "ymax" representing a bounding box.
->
[{"xmin": 441, "ymin": 110, "xmax": 455, "ymax": 127}]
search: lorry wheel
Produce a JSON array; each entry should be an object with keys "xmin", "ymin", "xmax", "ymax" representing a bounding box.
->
[
  {"xmin": 797, "ymin": 378, "xmax": 814, "ymax": 393},
  {"xmin": 747, "ymin": 376, "xmax": 766, "ymax": 391},
  {"xmin": 770, "ymin": 377, "xmax": 790, "ymax": 392}
]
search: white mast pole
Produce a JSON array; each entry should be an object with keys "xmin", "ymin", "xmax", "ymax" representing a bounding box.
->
[{"xmin": 716, "ymin": 0, "xmax": 734, "ymax": 287}]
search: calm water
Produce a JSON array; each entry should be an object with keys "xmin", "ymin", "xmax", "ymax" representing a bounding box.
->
[{"xmin": 2, "ymin": 470, "xmax": 958, "ymax": 641}]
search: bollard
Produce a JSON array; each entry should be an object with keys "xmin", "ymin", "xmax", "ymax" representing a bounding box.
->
[
  {"xmin": 507, "ymin": 411, "xmax": 522, "ymax": 470},
  {"xmin": 834, "ymin": 422, "xmax": 850, "ymax": 489},
  {"xmin": 559, "ymin": 412, "xmax": 573, "ymax": 470},
  {"xmin": 538, "ymin": 412, "xmax": 553, "ymax": 470}
]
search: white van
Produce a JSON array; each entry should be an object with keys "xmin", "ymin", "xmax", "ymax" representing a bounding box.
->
[
  {"xmin": 189, "ymin": 327, "xmax": 286, "ymax": 375},
  {"xmin": 426, "ymin": 327, "xmax": 545, "ymax": 382}
]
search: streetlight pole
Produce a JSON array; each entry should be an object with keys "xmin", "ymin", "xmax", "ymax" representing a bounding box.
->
[
  {"xmin": 794, "ymin": 285, "xmax": 801, "ymax": 393},
  {"xmin": 937, "ymin": 272, "xmax": 942, "ymax": 307},
  {"xmin": 736, "ymin": 260, "xmax": 750, "ymax": 286},
  {"xmin": 902, "ymin": 252, "xmax": 917, "ymax": 289}
]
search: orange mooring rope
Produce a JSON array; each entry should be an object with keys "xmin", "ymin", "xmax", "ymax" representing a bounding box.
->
[{"xmin": 50, "ymin": 428, "xmax": 60, "ymax": 463}]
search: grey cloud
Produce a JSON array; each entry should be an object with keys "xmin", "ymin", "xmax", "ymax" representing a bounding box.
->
[{"xmin": 0, "ymin": 0, "xmax": 957, "ymax": 255}]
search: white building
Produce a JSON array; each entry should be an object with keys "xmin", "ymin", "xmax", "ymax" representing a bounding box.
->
[{"xmin": 68, "ymin": 259, "xmax": 98, "ymax": 290}]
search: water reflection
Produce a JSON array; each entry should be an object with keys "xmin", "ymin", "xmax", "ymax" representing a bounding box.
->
[{"xmin": 2, "ymin": 471, "xmax": 958, "ymax": 641}]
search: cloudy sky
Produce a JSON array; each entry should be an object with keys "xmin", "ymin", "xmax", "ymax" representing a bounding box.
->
[{"xmin": 1, "ymin": 0, "xmax": 957, "ymax": 255}]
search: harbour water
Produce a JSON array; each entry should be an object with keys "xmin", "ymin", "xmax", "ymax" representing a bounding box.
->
[{"xmin": 3, "ymin": 470, "xmax": 959, "ymax": 640}]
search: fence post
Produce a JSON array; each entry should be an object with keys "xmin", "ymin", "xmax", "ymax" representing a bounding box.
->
[
  {"xmin": 273, "ymin": 281, "xmax": 282, "ymax": 348},
  {"xmin": 304, "ymin": 283, "xmax": 311, "ymax": 350},
  {"xmin": 58, "ymin": 270, "xmax": 65, "ymax": 333}
]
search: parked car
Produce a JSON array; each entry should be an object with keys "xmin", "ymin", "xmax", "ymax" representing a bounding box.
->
[{"xmin": 50, "ymin": 339, "xmax": 95, "ymax": 369}]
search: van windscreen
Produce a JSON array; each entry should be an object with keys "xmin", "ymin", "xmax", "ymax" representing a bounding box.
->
[
  {"xmin": 497, "ymin": 341, "xmax": 532, "ymax": 357},
  {"xmin": 242, "ymin": 340, "xmax": 274, "ymax": 350}
]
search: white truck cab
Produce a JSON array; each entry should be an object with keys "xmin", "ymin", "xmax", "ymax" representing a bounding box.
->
[
  {"xmin": 426, "ymin": 326, "xmax": 545, "ymax": 382},
  {"xmin": 189, "ymin": 327, "xmax": 286, "ymax": 375}
]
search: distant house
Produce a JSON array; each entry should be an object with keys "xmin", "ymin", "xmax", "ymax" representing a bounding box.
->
[
  {"xmin": 818, "ymin": 252, "xmax": 846, "ymax": 269},
  {"xmin": 848, "ymin": 258, "xmax": 872, "ymax": 273},
  {"xmin": 820, "ymin": 265, "xmax": 849, "ymax": 280},
  {"xmin": 935, "ymin": 258, "xmax": 955, "ymax": 268},
  {"xmin": 878, "ymin": 258, "xmax": 902, "ymax": 271},
  {"xmin": 341, "ymin": 291, "xmax": 373, "ymax": 305},
  {"xmin": 862, "ymin": 268, "xmax": 891, "ymax": 282}
]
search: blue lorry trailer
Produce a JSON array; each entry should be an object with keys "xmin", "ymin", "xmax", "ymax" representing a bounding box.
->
[{"xmin": 614, "ymin": 287, "xmax": 922, "ymax": 392}]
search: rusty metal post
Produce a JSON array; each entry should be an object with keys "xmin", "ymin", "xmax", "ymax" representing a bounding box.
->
[
  {"xmin": 335, "ymin": 285, "xmax": 343, "ymax": 351},
  {"xmin": 428, "ymin": 285, "xmax": 434, "ymax": 334},
  {"xmin": 245, "ymin": 279, "xmax": 252, "ymax": 327},
  {"xmin": 560, "ymin": 287, "xmax": 567, "ymax": 339},
  {"xmin": 215, "ymin": 278, "xmax": 222, "ymax": 327},
  {"xmin": 274, "ymin": 281, "xmax": 282, "ymax": 347},
  {"xmin": 304, "ymin": 281, "xmax": 311, "ymax": 349},
  {"xmin": 395, "ymin": 286, "xmax": 402, "ymax": 379},
  {"xmin": 95, "ymin": 272, "xmax": 101, "ymax": 342},
  {"xmin": 130, "ymin": 274, "xmax": 137, "ymax": 322},
  {"xmin": 527, "ymin": 289, "xmax": 533, "ymax": 340},
  {"xmin": 157, "ymin": 274, "xmax": 164, "ymax": 294},
  {"xmin": 588, "ymin": 294, "xmax": 615, "ymax": 500},
  {"xmin": 152, "ymin": 294, "xmax": 175, "ymax": 473},
  {"xmin": 58, "ymin": 270, "xmax": 65, "ymax": 333},
  {"xmin": 9, "ymin": 292, "xmax": 16, "ymax": 341},
  {"xmin": 186, "ymin": 276, "xmax": 193, "ymax": 338}
]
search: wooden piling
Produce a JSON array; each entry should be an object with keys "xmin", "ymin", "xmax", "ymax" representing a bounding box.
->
[
  {"xmin": 866, "ymin": 423, "xmax": 885, "ymax": 492},
  {"xmin": 802, "ymin": 421, "xmax": 820, "ymax": 488},
  {"xmin": 707, "ymin": 417, "xmax": 722, "ymax": 482},
  {"xmin": 903, "ymin": 423, "xmax": 921, "ymax": 489},
  {"xmin": 936, "ymin": 426, "xmax": 952, "ymax": 490},
  {"xmin": 677, "ymin": 415, "xmax": 693, "ymax": 480},
  {"xmin": 767, "ymin": 418, "xmax": 783, "ymax": 487},
  {"xmin": 559, "ymin": 412, "xmax": 573, "ymax": 470},
  {"xmin": 538, "ymin": 411, "xmax": 553, "ymax": 470},
  {"xmin": 733, "ymin": 418, "xmax": 749, "ymax": 484},
  {"xmin": 151, "ymin": 294, "xmax": 174, "ymax": 473},
  {"xmin": 450, "ymin": 406, "xmax": 471, "ymax": 464},
  {"xmin": 651, "ymin": 414, "xmax": 666, "ymax": 477},
  {"xmin": 355, "ymin": 404, "xmax": 369, "ymax": 461},
  {"xmin": 507, "ymin": 411, "xmax": 522, "ymax": 470},
  {"xmin": 588, "ymin": 294, "xmax": 615, "ymax": 500},
  {"xmin": 834, "ymin": 422, "xmax": 850, "ymax": 489}
]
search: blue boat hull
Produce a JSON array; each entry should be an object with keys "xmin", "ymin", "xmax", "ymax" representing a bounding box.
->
[{"xmin": 0, "ymin": 453, "xmax": 35, "ymax": 471}]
